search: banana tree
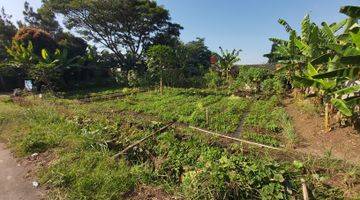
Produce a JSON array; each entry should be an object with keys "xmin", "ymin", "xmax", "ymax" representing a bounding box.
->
[
  {"xmin": 218, "ymin": 47, "xmax": 241, "ymax": 83},
  {"xmin": 31, "ymin": 49, "xmax": 81, "ymax": 90},
  {"xmin": 267, "ymin": 15, "xmax": 346, "ymax": 79},
  {"xmin": 295, "ymin": 63, "xmax": 359, "ymax": 132},
  {"xmin": 6, "ymin": 41, "xmax": 38, "ymax": 78}
]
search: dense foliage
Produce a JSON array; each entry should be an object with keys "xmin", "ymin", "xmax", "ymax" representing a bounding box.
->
[
  {"xmin": 0, "ymin": 90, "xmax": 353, "ymax": 199},
  {"xmin": 13, "ymin": 27, "xmax": 57, "ymax": 55},
  {"xmin": 44, "ymin": 0, "xmax": 182, "ymax": 71},
  {"xmin": 266, "ymin": 5, "xmax": 360, "ymax": 131},
  {"xmin": 0, "ymin": 3, "xmax": 359, "ymax": 199}
]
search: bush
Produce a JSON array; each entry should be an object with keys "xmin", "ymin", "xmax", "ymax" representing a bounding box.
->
[
  {"xmin": 204, "ymin": 70, "xmax": 223, "ymax": 88},
  {"xmin": 261, "ymin": 78, "xmax": 284, "ymax": 97},
  {"xmin": 231, "ymin": 67, "xmax": 271, "ymax": 93},
  {"xmin": 180, "ymin": 151, "xmax": 295, "ymax": 200}
]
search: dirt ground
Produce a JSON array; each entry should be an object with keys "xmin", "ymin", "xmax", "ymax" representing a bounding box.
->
[
  {"xmin": 0, "ymin": 143, "xmax": 45, "ymax": 200},
  {"xmin": 127, "ymin": 185, "xmax": 178, "ymax": 200},
  {"xmin": 284, "ymin": 99, "xmax": 360, "ymax": 164}
]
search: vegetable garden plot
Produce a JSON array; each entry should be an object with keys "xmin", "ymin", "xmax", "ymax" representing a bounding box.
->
[
  {"xmin": 242, "ymin": 96, "xmax": 295, "ymax": 147},
  {"xmin": 110, "ymin": 88, "xmax": 250, "ymax": 134}
]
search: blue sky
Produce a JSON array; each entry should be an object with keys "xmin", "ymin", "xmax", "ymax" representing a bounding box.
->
[{"xmin": 1, "ymin": 0, "xmax": 359, "ymax": 64}]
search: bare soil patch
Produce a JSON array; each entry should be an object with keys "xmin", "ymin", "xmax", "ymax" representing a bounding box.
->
[
  {"xmin": 127, "ymin": 185, "xmax": 179, "ymax": 200},
  {"xmin": 284, "ymin": 99, "xmax": 360, "ymax": 164}
]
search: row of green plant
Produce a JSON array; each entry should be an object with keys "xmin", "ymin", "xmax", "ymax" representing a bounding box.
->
[
  {"xmin": 106, "ymin": 88, "xmax": 249, "ymax": 134},
  {"xmin": 243, "ymin": 96, "xmax": 296, "ymax": 147},
  {"xmin": 82, "ymin": 88, "xmax": 294, "ymax": 147},
  {"xmin": 266, "ymin": 5, "xmax": 360, "ymax": 131},
  {"xmin": 0, "ymin": 96, "xmax": 352, "ymax": 199}
]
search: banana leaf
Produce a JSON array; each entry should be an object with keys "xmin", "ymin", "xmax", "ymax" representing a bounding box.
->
[
  {"xmin": 331, "ymin": 98, "xmax": 353, "ymax": 117},
  {"xmin": 278, "ymin": 19, "xmax": 293, "ymax": 33},
  {"xmin": 312, "ymin": 66, "xmax": 360, "ymax": 79},
  {"xmin": 334, "ymin": 85, "xmax": 360, "ymax": 96},
  {"xmin": 345, "ymin": 96, "xmax": 360, "ymax": 106},
  {"xmin": 340, "ymin": 6, "xmax": 360, "ymax": 19},
  {"xmin": 311, "ymin": 53, "xmax": 333, "ymax": 65}
]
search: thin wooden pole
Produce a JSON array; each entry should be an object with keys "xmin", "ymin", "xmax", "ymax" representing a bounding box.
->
[
  {"xmin": 113, "ymin": 122, "xmax": 174, "ymax": 161},
  {"xmin": 206, "ymin": 108, "xmax": 209, "ymax": 126},
  {"xmin": 301, "ymin": 178, "xmax": 309, "ymax": 200},
  {"xmin": 189, "ymin": 126, "xmax": 282, "ymax": 151},
  {"xmin": 324, "ymin": 103, "xmax": 328, "ymax": 132}
]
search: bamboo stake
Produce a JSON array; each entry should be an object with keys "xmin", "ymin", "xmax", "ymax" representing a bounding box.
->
[
  {"xmin": 113, "ymin": 122, "xmax": 174, "ymax": 161},
  {"xmin": 189, "ymin": 126, "xmax": 282, "ymax": 151},
  {"xmin": 301, "ymin": 178, "xmax": 309, "ymax": 200}
]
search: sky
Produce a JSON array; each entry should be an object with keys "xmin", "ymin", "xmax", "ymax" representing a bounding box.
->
[{"xmin": 1, "ymin": 0, "xmax": 359, "ymax": 64}]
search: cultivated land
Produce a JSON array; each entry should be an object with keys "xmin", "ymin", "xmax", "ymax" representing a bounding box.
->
[{"xmin": 0, "ymin": 88, "xmax": 359, "ymax": 199}]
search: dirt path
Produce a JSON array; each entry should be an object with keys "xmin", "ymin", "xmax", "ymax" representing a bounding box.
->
[
  {"xmin": 0, "ymin": 143, "xmax": 44, "ymax": 200},
  {"xmin": 284, "ymin": 100, "xmax": 360, "ymax": 164}
]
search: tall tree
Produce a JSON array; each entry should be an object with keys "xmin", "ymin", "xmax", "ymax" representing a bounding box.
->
[
  {"xmin": 177, "ymin": 38, "xmax": 212, "ymax": 77},
  {"xmin": 20, "ymin": 1, "xmax": 62, "ymax": 35},
  {"xmin": 0, "ymin": 7, "xmax": 17, "ymax": 61},
  {"xmin": 44, "ymin": 0, "xmax": 182, "ymax": 71},
  {"xmin": 146, "ymin": 45, "xmax": 176, "ymax": 94}
]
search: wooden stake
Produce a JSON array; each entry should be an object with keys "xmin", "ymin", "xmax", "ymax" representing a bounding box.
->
[
  {"xmin": 301, "ymin": 178, "xmax": 309, "ymax": 200},
  {"xmin": 206, "ymin": 108, "xmax": 209, "ymax": 126},
  {"xmin": 113, "ymin": 122, "xmax": 174, "ymax": 161},
  {"xmin": 324, "ymin": 103, "xmax": 330, "ymax": 133},
  {"xmin": 189, "ymin": 126, "xmax": 283, "ymax": 151}
]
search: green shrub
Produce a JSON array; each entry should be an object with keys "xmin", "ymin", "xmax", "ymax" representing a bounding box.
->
[
  {"xmin": 261, "ymin": 78, "xmax": 284, "ymax": 97},
  {"xmin": 231, "ymin": 67, "xmax": 271, "ymax": 93},
  {"xmin": 181, "ymin": 151, "xmax": 297, "ymax": 200},
  {"xmin": 204, "ymin": 70, "xmax": 223, "ymax": 88}
]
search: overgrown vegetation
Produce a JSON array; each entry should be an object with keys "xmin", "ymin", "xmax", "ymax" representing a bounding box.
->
[
  {"xmin": 266, "ymin": 5, "xmax": 360, "ymax": 132},
  {"xmin": 0, "ymin": 1, "xmax": 359, "ymax": 199},
  {"xmin": 0, "ymin": 95, "xmax": 357, "ymax": 199}
]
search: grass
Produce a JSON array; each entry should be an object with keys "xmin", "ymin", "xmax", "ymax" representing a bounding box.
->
[
  {"xmin": 0, "ymin": 89, "xmax": 358, "ymax": 199},
  {"xmin": 293, "ymin": 97, "xmax": 321, "ymax": 116}
]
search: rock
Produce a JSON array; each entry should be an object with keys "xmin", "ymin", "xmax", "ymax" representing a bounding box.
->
[
  {"xmin": 31, "ymin": 153, "xmax": 39, "ymax": 158},
  {"xmin": 32, "ymin": 181, "xmax": 39, "ymax": 188}
]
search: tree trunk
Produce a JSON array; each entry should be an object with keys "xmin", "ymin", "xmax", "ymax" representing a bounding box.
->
[
  {"xmin": 160, "ymin": 76, "xmax": 163, "ymax": 95},
  {"xmin": 0, "ymin": 75, "xmax": 6, "ymax": 91},
  {"xmin": 324, "ymin": 103, "xmax": 331, "ymax": 132},
  {"xmin": 226, "ymin": 70, "xmax": 229, "ymax": 82}
]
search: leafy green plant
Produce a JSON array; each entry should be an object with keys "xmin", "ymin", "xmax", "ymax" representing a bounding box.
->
[
  {"xmin": 217, "ymin": 47, "xmax": 241, "ymax": 82},
  {"xmin": 261, "ymin": 78, "xmax": 284, "ymax": 97},
  {"xmin": 268, "ymin": 5, "xmax": 360, "ymax": 131},
  {"xmin": 231, "ymin": 66, "xmax": 271, "ymax": 93},
  {"xmin": 204, "ymin": 70, "xmax": 223, "ymax": 88}
]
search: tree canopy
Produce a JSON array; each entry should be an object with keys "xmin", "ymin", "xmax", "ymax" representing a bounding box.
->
[
  {"xmin": 0, "ymin": 7, "xmax": 17, "ymax": 61},
  {"xmin": 20, "ymin": 1, "xmax": 62, "ymax": 35},
  {"xmin": 44, "ymin": 0, "xmax": 182, "ymax": 70}
]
